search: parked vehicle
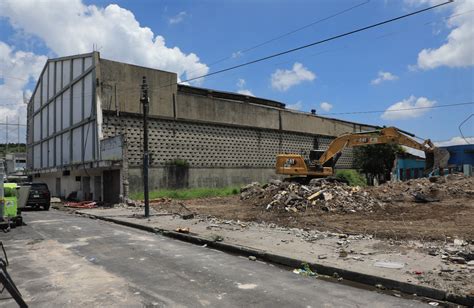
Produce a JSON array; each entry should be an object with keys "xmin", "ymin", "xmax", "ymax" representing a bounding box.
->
[
  {"xmin": 1, "ymin": 183, "xmax": 23, "ymax": 228},
  {"xmin": 24, "ymin": 183, "xmax": 51, "ymax": 210}
]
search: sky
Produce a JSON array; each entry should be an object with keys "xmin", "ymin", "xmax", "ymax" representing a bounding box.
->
[{"xmin": 0, "ymin": 0, "xmax": 473, "ymax": 146}]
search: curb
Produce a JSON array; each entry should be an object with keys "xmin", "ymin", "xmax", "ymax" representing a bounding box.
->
[{"xmin": 78, "ymin": 212, "xmax": 473, "ymax": 307}]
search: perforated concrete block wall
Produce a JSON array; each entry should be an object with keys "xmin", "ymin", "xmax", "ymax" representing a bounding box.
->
[{"xmin": 102, "ymin": 115, "xmax": 354, "ymax": 169}]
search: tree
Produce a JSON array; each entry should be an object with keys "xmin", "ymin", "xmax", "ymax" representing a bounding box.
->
[{"xmin": 353, "ymin": 144, "xmax": 402, "ymax": 185}]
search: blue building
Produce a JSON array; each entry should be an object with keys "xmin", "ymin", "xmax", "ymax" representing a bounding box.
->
[
  {"xmin": 392, "ymin": 152, "xmax": 426, "ymax": 181},
  {"xmin": 443, "ymin": 144, "xmax": 474, "ymax": 174}
]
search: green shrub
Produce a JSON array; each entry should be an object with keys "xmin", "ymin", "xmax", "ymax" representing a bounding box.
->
[
  {"xmin": 335, "ymin": 170, "xmax": 367, "ymax": 186},
  {"xmin": 130, "ymin": 186, "xmax": 240, "ymax": 200}
]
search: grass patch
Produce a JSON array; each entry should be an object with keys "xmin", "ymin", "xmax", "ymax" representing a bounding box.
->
[
  {"xmin": 335, "ymin": 169, "xmax": 367, "ymax": 187},
  {"xmin": 130, "ymin": 186, "xmax": 240, "ymax": 200}
]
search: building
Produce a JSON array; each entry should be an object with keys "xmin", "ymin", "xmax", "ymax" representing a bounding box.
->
[
  {"xmin": 26, "ymin": 52, "xmax": 377, "ymax": 202},
  {"xmin": 443, "ymin": 144, "xmax": 474, "ymax": 175},
  {"xmin": 391, "ymin": 152, "xmax": 426, "ymax": 181},
  {"xmin": 4, "ymin": 153, "xmax": 26, "ymax": 175}
]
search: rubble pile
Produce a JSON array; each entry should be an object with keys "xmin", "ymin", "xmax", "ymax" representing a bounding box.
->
[
  {"xmin": 240, "ymin": 179, "xmax": 384, "ymax": 213},
  {"xmin": 369, "ymin": 173, "xmax": 474, "ymax": 203},
  {"xmin": 240, "ymin": 174, "xmax": 473, "ymax": 213}
]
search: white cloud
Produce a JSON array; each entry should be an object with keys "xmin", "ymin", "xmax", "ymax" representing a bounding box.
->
[
  {"xmin": 406, "ymin": 0, "xmax": 474, "ymax": 69},
  {"xmin": 381, "ymin": 95, "xmax": 436, "ymax": 120},
  {"xmin": 232, "ymin": 51, "xmax": 243, "ymax": 59},
  {"xmin": 236, "ymin": 78, "xmax": 246, "ymax": 88},
  {"xmin": 236, "ymin": 78, "xmax": 254, "ymax": 96},
  {"xmin": 168, "ymin": 11, "xmax": 187, "ymax": 25},
  {"xmin": 319, "ymin": 102, "xmax": 333, "ymax": 112},
  {"xmin": 271, "ymin": 62, "xmax": 316, "ymax": 92},
  {"xmin": 286, "ymin": 101, "xmax": 303, "ymax": 111},
  {"xmin": 237, "ymin": 89, "xmax": 254, "ymax": 96},
  {"xmin": 370, "ymin": 71, "xmax": 398, "ymax": 85},
  {"xmin": 434, "ymin": 136, "xmax": 474, "ymax": 147},
  {"xmin": 0, "ymin": 1, "xmax": 209, "ymax": 83},
  {"xmin": 0, "ymin": 41, "xmax": 47, "ymax": 141}
]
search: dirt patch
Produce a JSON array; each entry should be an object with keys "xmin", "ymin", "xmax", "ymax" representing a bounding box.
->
[{"xmin": 150, "ymin": 175, "xmax": 474, "ymax": 241}]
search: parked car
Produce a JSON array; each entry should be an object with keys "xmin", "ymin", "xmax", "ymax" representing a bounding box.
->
[{"xmin": 24, "ymin": 182, "xmax": 51, "ymax": 210}]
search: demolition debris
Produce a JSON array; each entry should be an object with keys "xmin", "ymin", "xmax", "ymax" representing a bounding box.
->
[
  {"xmin": 241, "ymin": 179, "xmax": 382, "ymax": 214},
  {"xmin": 240, "ymin": 174, "xmax": 474, "ymax": 214}
]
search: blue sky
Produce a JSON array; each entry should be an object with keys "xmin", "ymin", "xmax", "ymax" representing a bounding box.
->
[{"xmin": 0, "ymin": 0, "xmax": 473, "ymax": 145}]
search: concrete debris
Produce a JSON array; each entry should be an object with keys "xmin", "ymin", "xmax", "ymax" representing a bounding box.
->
[
  {"xmin": 241, "ymin": 180, "xmax": 383, "ymax": 214},
  {"xmin": 413, "ymin": 193, "xmax": 440, "ymax": 203},
  {"xmin": 64, "ymin": 201, "xmax": 97, "ymax": 209},
  {"xmin": 375, "ymin": 284, "xmax": 386, "ymax": 290},
  {"xmin": 370, "ymin": 173, "xmax": 473, "ymax": 203},
  {"xmin": 175, "ymin": 227, "xmax": 189, "ymax": 234},
  {"xmin": 449, "ymin": 256, "xmax": 466, "ymax": 264},
  {"xmin": 453, "ymin": 238, "xmax": 467, "ymax": 246},
  {"xmin": 241, "ymin": 174, "xmax": 473, "ymax": 214}
]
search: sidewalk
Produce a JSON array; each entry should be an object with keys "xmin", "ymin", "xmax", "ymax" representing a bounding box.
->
[{"xmin": 75, "ymin": 206, "xmax": 473, "ymax": 305}]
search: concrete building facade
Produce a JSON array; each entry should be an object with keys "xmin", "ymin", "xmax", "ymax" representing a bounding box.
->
[{"xmin": 27, "ymin": 52, "xmax": 377, "ymax": 202}]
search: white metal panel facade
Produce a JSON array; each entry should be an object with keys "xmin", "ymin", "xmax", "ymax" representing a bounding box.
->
[
  {"xmin": 62, "ymin": 89, "xmax": 70, "ymax": 129},
  {"xmin": 27, "ymin": 53, "xmax": 98, "ymax": 170}
]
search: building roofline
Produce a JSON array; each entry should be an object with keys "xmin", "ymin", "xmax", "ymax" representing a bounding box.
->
[
  {"xmin": 178, "ymin": 84, "xmax": 285, "ymax": 109},
  {"xmin": 29, "ymin": 52, "xmax": 378, "ymax": 131},
  {"xmin": 178, "ymin": 84, "xmax": 378, "ymax": 129}
]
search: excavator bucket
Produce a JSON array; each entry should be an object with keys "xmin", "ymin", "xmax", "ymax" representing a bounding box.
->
[
  {"xmin": 424, "ymin": 151, "xmax": 434, "ymax": 174},
  {"xmin": 424, "ymin": 147, "xmax": 450, "ymax": 174}
]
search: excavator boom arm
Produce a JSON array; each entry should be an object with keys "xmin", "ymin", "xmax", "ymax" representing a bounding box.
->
[{"xmin": 317, "ymin": 127, "xmax": 436, "ymax": 166}]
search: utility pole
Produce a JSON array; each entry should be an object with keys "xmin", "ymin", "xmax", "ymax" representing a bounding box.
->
[
  {"xmin": 5, "ymin": 116, "xmax": 8, "ymax": 155},
  {"xmin": 140, "ymin": 76, "xmax": 150, "ymax": 217},
  {"xmin": 17, "ymin": 115, "xmax": 20, "ymax": 151}
]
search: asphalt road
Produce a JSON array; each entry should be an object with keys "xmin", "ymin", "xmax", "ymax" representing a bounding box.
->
[{"xmin": 0, "ymin": 210, "xmax": 428, "ymax": 307}]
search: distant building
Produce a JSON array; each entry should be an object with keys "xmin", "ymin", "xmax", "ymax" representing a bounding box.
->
[
  {"xmin": 443, "ymin": 144, "xmax": 474, "ymax": 175},
  {"xmin": 26, "ymin": 52, "xmax": 378, "ymax": 202},
  {"xmin": 4, "ymin": 153, "xmax": 26, "ymax": 175},
  {"xmin": 392, "ymin": 152, "xmax": 426, "ymax": 181}
]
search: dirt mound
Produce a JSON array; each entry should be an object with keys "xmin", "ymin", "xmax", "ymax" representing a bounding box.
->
[
  {"xmin": 240, "ymin": 179, "xmax": 383, "ymax": 214},
  {"xmin": 369, "ymin": 173, "xmax": 474, "ymax": 203}
]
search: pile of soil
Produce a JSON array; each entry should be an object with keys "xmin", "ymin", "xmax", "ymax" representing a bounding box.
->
[{"xmin": 368, "ymin": 174, "xmax": 474, "ymax": 203}]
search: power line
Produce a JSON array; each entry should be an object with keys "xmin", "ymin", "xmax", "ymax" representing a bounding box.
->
[
  {"xmin": 0, "ymin": 122, "xmax": 27, "ymax": 127},
  {"xmin": 15, "ymin": 0, "xmax": 453, "ymax": 99},
  {"xmin": 319, "ymin": 102, "xmax": 474, "ymax": 116},
  {"xmin": 272, "ymin": 8, "xmax": 474, "ymax": 69},
  {"xmin": 199, "ymin": 0, "xmax": 371, "ymax": 69},
  {"xmin": 177, "ymin": 0, "xmax": 452, "ymax": 85},
  {"xmin": 458, "ymin": 113, "xmax": 473, "ymax": 145}
]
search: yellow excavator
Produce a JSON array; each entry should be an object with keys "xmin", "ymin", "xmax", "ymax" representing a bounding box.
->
[{"xmin": 275, "ymin": 126, "xmax": 450, "ymax": 180}]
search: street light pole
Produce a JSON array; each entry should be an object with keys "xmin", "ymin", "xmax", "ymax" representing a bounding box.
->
[{"xmin": 140, "ymin": 76, "xmax": 150, "ymax": 217}]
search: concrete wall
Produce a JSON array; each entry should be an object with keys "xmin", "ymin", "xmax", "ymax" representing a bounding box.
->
[
  {"xmin": 98, "ymin": 59, "xmax": 177, "ymax": 118},
  {"xmin": 177, "ymin": 89, "xmax": 376, "ymax": 136},
  {"xmin": 280, "ymin": 112, "xmax": 374, "ymax": 136},
  {"xmin": 176, "ymin": 92, "xmax": 280, "ymax": 130},
  {"xmin": 102, "ymin": 113, "xmax": 356, "ymax": 169},
  {"xmin": 128, "ymin": 166, "xmax": 280, "ymax": 193}
]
